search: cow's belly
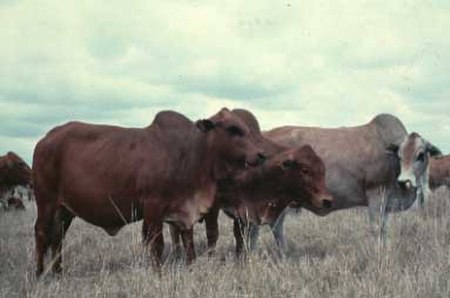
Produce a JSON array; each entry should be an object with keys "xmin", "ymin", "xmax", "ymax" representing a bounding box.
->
[
  {"xmin": 325, "ymin": 169, "xmax": 368, "ymax": 209},
  {"xmin": 60, "ymin": 189, "xmax": 142, "ymax": 233}
]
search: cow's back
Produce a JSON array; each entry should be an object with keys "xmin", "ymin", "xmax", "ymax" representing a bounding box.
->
[
  {"xmin": 370, "ymin": 113, "xmax": 407, "ymax": 146},
  {"xmin": 33, "ymin": 122, "xmax": 124, "ymax": 190},
  {"xmin": 34, "ymin": 114, "xmax": 196, "ymax": 186}
]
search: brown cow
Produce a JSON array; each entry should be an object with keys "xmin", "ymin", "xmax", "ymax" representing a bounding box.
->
[
  {"xmin": 0, "ymin": 152, "xmax": 32, "ymax": 203},
  {"xmin": 33, "ymin": 108, "xmax": 267, "ymax": 276},
  {"xmin": 170, "ymin": 109, "xmax": 332, "ymax": 257},
  {"xmin": 429, "ymin": 155, "xmax": 450, "ymax": 190}
]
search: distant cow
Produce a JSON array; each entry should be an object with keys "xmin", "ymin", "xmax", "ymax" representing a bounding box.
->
[
  {"xmin": 170, "ymin": 109, "xmax": 332, "ymax": 257},
  {"xmin": 0, "ymin": 152, "xmax": 32, "ymax": 207},
  {"xmin": 429, "ymin": 155, "xmax": 450, "ymax": 190},
  {"xmin": 249, "ymin": 114, "xmax": 417, "ymax": 249},
  {"xmin": 393, "ymin": 132, "xmax": 443, "ymax": 208},
  {"xmin": 33, "ymin": 108, "xmax": 267, "ymax": 276}
]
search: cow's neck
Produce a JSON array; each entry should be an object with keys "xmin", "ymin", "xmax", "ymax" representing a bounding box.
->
[
  {"xmin": 184, "ymin": 129, "xmax": 216, "ymax": 188},
  {"xmin": 204, "ymin": 134, "xmax": 238, "ymax": 183}
]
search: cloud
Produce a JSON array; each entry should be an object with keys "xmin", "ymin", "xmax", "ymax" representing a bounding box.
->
[{"xmin": 1, "ymin": 0, "xmax": 449, "ymax": 164}]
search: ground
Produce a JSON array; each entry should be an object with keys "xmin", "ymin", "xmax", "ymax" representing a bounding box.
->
[{"xmin": 1, "ymin": 188, "xmax": 449, "ymax": 298}]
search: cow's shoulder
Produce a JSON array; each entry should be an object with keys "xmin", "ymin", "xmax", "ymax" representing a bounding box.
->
[{"xmin": 370, "ymin": 113, "xmax": 407, "ymax": 146}]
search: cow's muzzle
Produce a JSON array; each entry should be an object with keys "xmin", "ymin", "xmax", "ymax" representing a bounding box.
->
[
  {"xmin": 245, "ymin": 151, "xmax": 267, "ymax": 168},
  {"xmin": 322, "ymin": 199, "xmax": 333, "ymax": 209}
]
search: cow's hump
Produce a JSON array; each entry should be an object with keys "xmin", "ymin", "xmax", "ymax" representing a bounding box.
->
[
  {"xmin": 151, "ymin": 111, "xmax": 193, "ymax": 129},
  {"xmin": 371, "ymin": 113, "xmax": 407, "ymax": 146}
]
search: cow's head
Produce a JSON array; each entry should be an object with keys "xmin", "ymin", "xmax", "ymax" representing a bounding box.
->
[
  {"xmin": 0, "ymin": 152, "xmax": 32, "ymax": 186},
  {"xmin": 386, "ymin": 132, "xmax": 441, "ymax": 190},
  {"xmin": 276, "ymin": 145, "xmax": 333, "ymax": 210},
  {"xmin": 196, "ymin": 108, "xmax": 266, "ymax": 176},
  {"xmin": 232, "ymin": 145, "xmax": 333, "ymax": 224}
]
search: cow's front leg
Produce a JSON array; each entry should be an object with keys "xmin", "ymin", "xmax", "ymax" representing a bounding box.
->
[
  {"xmin": 233, "ymin": 218, "xmax": 247, "ymax": 257},
  {"xmin": 367, "ymin": 187, "xmax": 388, "ymax": 246},
  {"xmin": 204, "ymin": 205, "xmax": 220, "ymax": 256},
  {"xmin": 142, "ymin": 206, "xmax": 164, "ymax": 267},
  {"xmin": 169, "ymin": 224, "xmax": 182, "ymax": 256}
]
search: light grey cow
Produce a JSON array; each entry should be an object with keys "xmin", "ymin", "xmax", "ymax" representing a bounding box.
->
[
  {"xmin": 248, "ymin": 114, "xmax": 417, "ymax": 250},
  {"xmin": 394, "ymin": 132, "xmax": 442, "ymax": 209}
]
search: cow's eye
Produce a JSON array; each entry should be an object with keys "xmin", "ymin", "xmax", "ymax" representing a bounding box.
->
[
  {"xmin": 417, "ymin": 152, "xmax": 425, "ymax": 162},
  {"xmin": 227, "ymin": 125, "xmax": 244, "ymax": 136},
  {"xmin": 301, "ymin": 166, "xmax": 310, "ymax": 175}
]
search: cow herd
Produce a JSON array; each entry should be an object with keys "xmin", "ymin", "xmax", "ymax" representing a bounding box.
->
[{"xmin": 1, "ymin": 108, "xmax": 449, "ymax": 277}]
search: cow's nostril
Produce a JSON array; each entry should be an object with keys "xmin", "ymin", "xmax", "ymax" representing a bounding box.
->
[
  {"xmin": 257, "ymin": 152, "xmax": 267, "ymax": 164},
  {"xmin": 398, "ymin": 180, "xmax": 412, "ymax": 190},
  {"xmin": 323, "ymin": 199, "xmax": 333, "ymax": 209}
]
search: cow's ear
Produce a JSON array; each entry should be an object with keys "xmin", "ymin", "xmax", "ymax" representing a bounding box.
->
[
  {"xmin": 281, "ymin": 159, "xmax": 299, "ymax": 171},
  {"xmin": 196, "ymin": 119, "xmax": 215, "ymax": 133},
  {"xmin": 385, "ymin": 144, "xmax": 399, "ymax": 156},
  {"xmin": 426, "ymin": 142, "xmax": 442, "ymax": 157}
]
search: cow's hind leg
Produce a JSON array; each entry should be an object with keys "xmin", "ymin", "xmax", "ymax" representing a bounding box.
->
[
  {"xmin": 35, "ymin": 202, "xmax": 55, "ymax": 276},
  {"xmin": 50, "ymin": 206, "xmax": 74, "ymax": 274},
  {"xmin": 270, "ymin": 208, "xmax": 289, "ymax": 252}
]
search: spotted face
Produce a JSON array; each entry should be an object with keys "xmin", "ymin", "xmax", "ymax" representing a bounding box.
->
[{"xmin": 392, "ymin": 132, "xmax": 441, "ymax": 190}]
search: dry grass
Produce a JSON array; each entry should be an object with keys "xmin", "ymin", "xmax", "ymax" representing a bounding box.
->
[{"xmin": 1, "ymin": 188, "xmax": 449, "ymax": 298}]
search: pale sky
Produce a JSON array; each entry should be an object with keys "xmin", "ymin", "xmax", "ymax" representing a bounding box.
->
[{"xmin": 1, "ymin": 0, "xmax": 449, "ymax": 164}]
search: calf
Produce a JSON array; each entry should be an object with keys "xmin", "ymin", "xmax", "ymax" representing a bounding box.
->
[{"xmin": 32, "ymin": 108, "xmax": 266, "ymax": 276}]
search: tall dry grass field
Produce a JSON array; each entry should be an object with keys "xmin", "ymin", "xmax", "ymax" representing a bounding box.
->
[{"xmin": 1, "ymin": 188, "xmax": 449, "ymax": 298}]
